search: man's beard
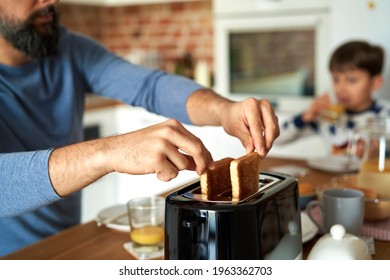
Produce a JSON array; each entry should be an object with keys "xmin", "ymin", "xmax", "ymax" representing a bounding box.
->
[{"xmin": 0, "ymin": 6, "xmax": 60, "ymax": 60}]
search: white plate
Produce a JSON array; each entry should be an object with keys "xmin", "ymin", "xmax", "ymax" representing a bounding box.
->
[
  {"xmin": 306, "ymin": 155, "xmax": 360, "ymax": 173},
  {"xmin": 96, "ymin": 204, "xmax": 130, "ymax": 232},
  {"xmin": 301, "ymin": 212, "xmax": 318, "ymax": 243}
]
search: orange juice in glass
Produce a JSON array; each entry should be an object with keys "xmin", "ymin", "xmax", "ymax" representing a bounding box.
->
[
  {"xmin": 127, "ymin": 196, "xmax": 165, "ymax": 256},
  {"xmin": 131, "ymin": 225, "xmax": 164, "ymax": 245},
  {"xmin": 357, "ymin": 117, "xmax": 390, "ymax": 189},
  {"xmin": 320, "ymin": 103, "xmax": 345, "ymax": 123},
  {"xmin": 359, "ymin": 158, "xmax": 390, "ymax": 191},
  {"xmin": 360, "ymin": 158, "xmax": 390, "ymax": 173}
]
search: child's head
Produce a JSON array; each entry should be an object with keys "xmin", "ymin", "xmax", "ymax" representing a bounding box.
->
[{"xmin": 328, "ymin": 41, "xmax": 384, "ymax": 112}]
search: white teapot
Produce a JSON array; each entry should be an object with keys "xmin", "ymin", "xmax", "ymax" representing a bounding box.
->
[{"xmin": 307, "ymin": 224, "xmax": 372, "ymax": 260}]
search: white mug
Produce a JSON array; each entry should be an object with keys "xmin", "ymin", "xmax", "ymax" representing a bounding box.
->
[{"xmin": 306, "ymin": 188, "xmax": 364, "ymax": 236}]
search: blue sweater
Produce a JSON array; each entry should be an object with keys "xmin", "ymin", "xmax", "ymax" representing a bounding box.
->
[{"xmin": 0, "ymin": 26, "xmax": 203, "ymax": 256}]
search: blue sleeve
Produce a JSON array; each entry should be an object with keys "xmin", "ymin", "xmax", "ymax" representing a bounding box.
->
[
  {"xmin": 0, "ymin": 149, "xmax": 60, "ymax": 217},
  {"xmin": 69, "ymin": 32, "xmax": 204, "ymax": 124}
]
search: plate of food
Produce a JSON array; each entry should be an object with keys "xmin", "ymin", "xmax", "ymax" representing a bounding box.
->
[{"xmin": 306, "ymin": 155, "xmax": 360, "ymax": 173}]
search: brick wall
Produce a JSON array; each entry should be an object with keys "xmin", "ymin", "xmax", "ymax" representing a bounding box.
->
[{"xmin": 59, "ymin": 1, "xmax": 213, "ymax": 73}]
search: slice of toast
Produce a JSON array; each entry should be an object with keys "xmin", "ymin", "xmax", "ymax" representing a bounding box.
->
[
  {"xmin": 200, "ymin": 157, "xmax": 234, "ymax": 200},
  {"xmin": 230, "ymin": 152, "xmax": 261, "ymax": 200}
]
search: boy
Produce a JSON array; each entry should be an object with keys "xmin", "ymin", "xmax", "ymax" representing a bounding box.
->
[{"xmin": 276, "ymin": 40, "xmax": 389, "ymax": 155}]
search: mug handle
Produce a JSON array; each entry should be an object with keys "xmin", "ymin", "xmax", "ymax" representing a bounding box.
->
[{"xmin": 306, "ymin": 200, "xmax": 325, "ymax": 234}]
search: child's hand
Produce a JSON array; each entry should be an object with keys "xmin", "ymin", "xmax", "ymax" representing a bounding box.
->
[{"xmin": 302, "ymin": 94, "xmax": 331, "ymax": 122}]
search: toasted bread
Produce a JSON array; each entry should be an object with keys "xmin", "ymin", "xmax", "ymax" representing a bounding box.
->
[
  {"xmin": 200, "ymin": 157, "xmax": 234, "ymax": 200},
  {"xmin": 230, "ymin": 152, "xmax": 261, "ymax": 200}
]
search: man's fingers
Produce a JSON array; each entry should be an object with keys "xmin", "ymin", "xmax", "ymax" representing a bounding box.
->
[
  {"xmin": 160, "ymin": 119, "xmax": 214, "ymax": 175},
  {"xmin": 240, "ymin": 98, "xmax": 279, "ymax": 157},
  {"xmin": 258, "ymin": 100, "xmax": 279, "ymax": 154}
]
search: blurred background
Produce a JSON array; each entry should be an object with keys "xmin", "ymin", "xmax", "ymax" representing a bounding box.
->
[{"xmin": 58, "ymin": 0, "xmax": 390, "ymax": 221}]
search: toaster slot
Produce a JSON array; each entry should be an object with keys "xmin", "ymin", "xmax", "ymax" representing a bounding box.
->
[{"xmin": 181, "ymin": 174, "xmax": 281, "ymax": 203}]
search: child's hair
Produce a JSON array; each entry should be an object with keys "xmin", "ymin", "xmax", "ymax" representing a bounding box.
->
[{"xmin": 329, "ymin": 41, "xmax": 384, "ymax": 77}]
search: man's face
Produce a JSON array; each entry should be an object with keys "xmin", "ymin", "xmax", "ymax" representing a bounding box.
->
[{"xmin": 0, "ymin": 1, "xmax": 60, "ymax": 60}]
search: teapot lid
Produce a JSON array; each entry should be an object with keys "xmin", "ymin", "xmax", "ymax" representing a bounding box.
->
[
  {"xmin": 307, "ymin": 225, "xmax": 371, "ymax": 260},
  {"xmin": 329, "ymin": 224, "xmax": 346, "ymax": 239}
]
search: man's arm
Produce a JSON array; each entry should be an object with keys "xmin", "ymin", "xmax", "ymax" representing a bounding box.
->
[{"xmin": 49, "ymin": 119, "xmax": 213, "ymax": 197}]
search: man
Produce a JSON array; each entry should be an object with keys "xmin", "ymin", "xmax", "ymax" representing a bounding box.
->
[{"xmin": 0, "ymin": 0, "xmax": 279, "ymax": 256}]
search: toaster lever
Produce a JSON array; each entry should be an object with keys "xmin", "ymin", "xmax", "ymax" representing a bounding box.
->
[{"xmin": 182, "ymin": 216, "xmax": 206, "ymax": 228}]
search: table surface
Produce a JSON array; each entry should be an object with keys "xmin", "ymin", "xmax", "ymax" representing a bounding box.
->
[{"xmin": 3, "ymin": 157, "xmax": 390, "ymax": 260}]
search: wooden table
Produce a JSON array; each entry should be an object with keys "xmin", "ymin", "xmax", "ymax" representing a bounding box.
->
[{"xmin": 3, "ymin": 157, "xmax": 390, "ymax": 260}]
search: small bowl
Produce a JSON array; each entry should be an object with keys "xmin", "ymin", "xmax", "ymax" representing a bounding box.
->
[
  {"xmin": 365, "ymin": 198, "xmax": 390, "ymax": 221},
  {"xmin": 316, "ymin": 175, "xmax": 390, "ymax": 222}
]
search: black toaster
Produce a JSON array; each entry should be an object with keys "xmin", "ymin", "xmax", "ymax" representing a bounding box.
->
[{"xmin": 164, "ymin": 171, "xmax": 302, "ymax": 260}]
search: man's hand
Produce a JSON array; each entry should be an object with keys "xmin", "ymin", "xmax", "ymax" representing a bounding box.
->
[
  {"xmin": 106, "ymin": 119, "xmax": 214, "ymax": 181},
  {"xmin": 49, "ymin": 119, "xmax": 214, "ymax": 197},
  {"xmin": 186, "ymin": 89, "xmax": 280, "ymax": 158},
  {"xmin": 218, "ymin": 98, "xmax": 279, "ymax": 157}
]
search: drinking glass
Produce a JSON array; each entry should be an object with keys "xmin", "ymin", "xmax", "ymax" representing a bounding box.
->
[
  {"xmin": 320, "ymin": 103, "xmax": 345, "ymax": 123},
  {"xmin": 127, "ymin": 196, "xmax": 165, "ymax": 258}
]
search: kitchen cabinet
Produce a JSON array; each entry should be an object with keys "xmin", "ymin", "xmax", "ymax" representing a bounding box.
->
[{"xmin": 61, "ymin": 0, "xmax": 202, "ymax": 6}]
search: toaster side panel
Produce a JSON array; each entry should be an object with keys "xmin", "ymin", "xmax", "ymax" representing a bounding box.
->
[{"xmin": 164, "ymin": 201, "xmax": 211, "ymax": 259}]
